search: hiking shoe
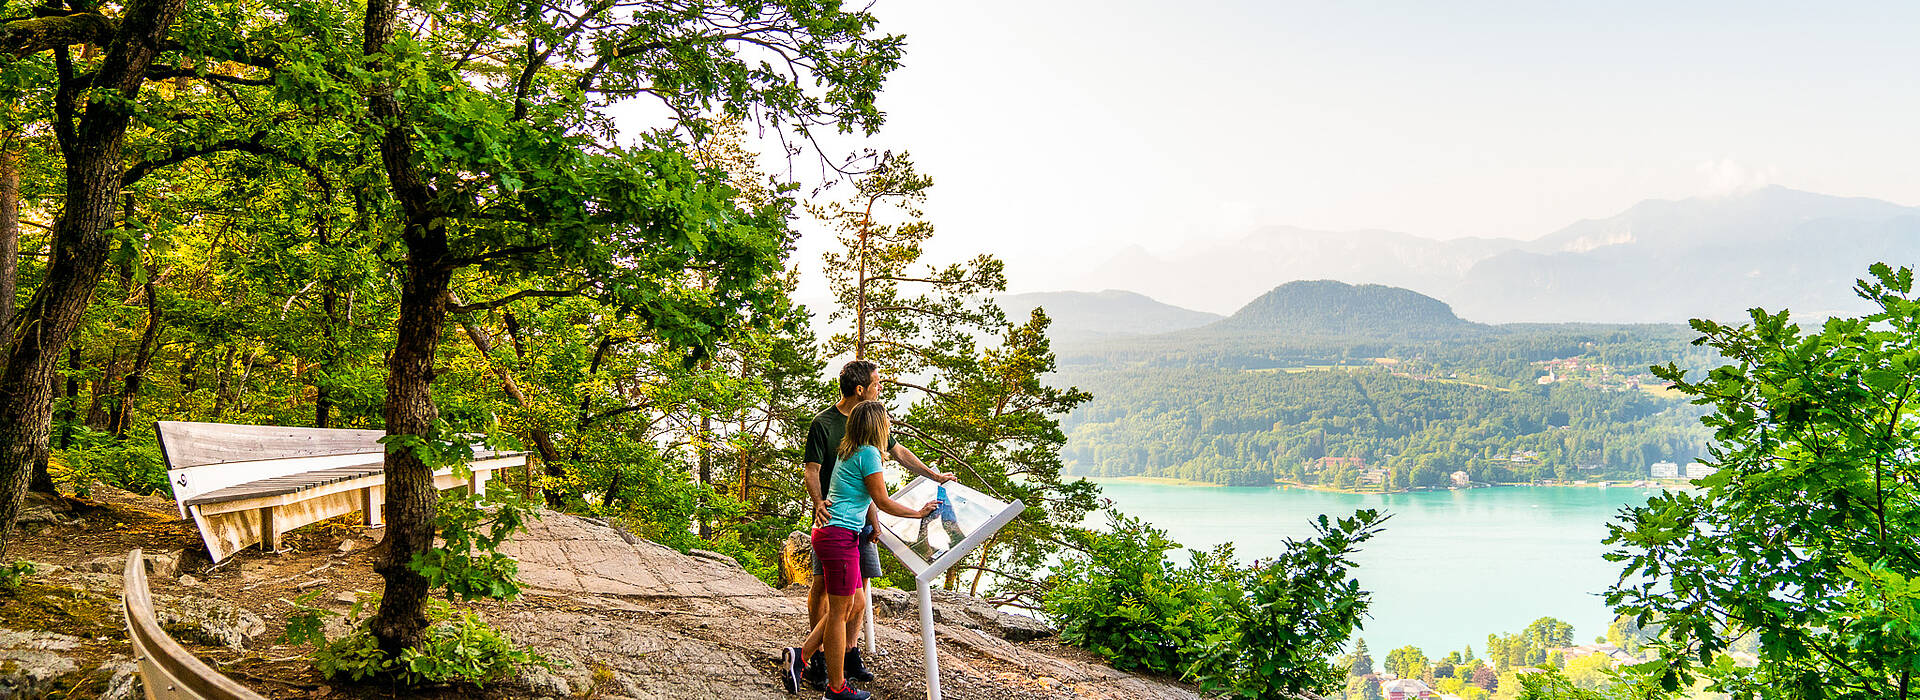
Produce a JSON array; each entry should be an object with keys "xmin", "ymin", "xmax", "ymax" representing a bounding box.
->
[
  {"xmin": 805, "ymin": 650, "xmax": 828, "ymax": 690},
  {"xmin": 780, "ymin": 647, "xmax": 804, "ymax": 694},
  {"xmin": 824, "ymin": 683, "xmax": 872, "ymax": 700},
  {"xmin": 844, "ymin": 647, "xmax": 875, "ymax": 683}
]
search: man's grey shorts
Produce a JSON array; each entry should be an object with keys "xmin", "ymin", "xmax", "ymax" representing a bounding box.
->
[{"xmin": 813, "ymin": 531, "xmax": 882, "ymax": 580}]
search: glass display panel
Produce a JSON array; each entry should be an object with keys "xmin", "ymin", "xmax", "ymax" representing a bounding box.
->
[{"xmin": 875, "ymin": 479, "xmax": 1009, "ymax": 566}]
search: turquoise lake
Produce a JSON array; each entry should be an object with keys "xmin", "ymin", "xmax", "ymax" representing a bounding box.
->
[{"xmin": 1087, "ymin": 480, "xmax": 1661, "ymax": 657}]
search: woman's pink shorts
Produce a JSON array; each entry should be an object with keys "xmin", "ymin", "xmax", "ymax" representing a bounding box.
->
[{"xmin": 811, "ymin": 526, "xmax": 864, "ymax": 597}]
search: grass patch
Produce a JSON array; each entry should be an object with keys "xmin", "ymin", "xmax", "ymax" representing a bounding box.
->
[{"xmin": 0, "ymin": 581, "xmax": 121, "ymax": 640}]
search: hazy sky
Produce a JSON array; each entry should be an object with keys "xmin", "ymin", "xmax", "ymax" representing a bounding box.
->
[{"xmin": 766, "ymin": 1, "xmax": 1920, "ymax": 299}]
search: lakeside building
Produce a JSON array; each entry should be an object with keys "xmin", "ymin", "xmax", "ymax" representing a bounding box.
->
[
  {"xmin": 1553, "ymin": 642, "xmax": 1640, "ymax": 665},
  {"xmin": 1685, "ymin": 462, "xmax": 1718, "ymax": 479},
  {"xmin": 1383, "ymin": 678, "xmax": 1439, "ymax": 700},
  {"xmin": 1450, "ymin": 470, "xmax": 1470, "ymax": 487},
  {"xmin": 1650, "ymin": 461, "xmax": 1680, "ymax": 479}
]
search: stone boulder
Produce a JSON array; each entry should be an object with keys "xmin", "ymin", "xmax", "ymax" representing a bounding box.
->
[
  {"xmin": 779, "ymin": 530, "xmax": 813, "ymax": 587},
  {"xmin": 16, "ymin": 493, "xmax": 77, "ymax": 528},
  {"xmin": 866, "ymin": 586, "xmax": 1055, "ymax": 642},
  {"xmin": 152, "ymin": 594, "xmax": 267, "ymax": 651},
  {"xmin": 0, "ymin": 628, "xmax": 83, "ymax": 698}
]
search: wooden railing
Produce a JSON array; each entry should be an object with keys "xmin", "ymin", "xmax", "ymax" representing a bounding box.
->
[{"xmin": 121, "ymin": 549, "xmax": 267, "ymax": 700}]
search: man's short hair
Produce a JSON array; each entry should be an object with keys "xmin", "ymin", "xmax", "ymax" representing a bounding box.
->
[{"xmin": 839, "ymin": 360, "xmax": 879, "ymax": 397}]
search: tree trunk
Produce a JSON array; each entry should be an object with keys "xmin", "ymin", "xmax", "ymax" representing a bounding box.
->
[
  {"xmin": 368, "ymin": 229, "xmax": 450, "ymax": 656},
  {"xmin": 55, "ymin": 346, "xmax": 78, "ymax": 450},
  {"xmin": 175, "ymin": 344, "xmax": 200, "ymax": 413},
  {"xmin": 363, "ymin": 0, "xmax": 454, "ymax": 655},
  {"xmin": 109, "ymin": 280, "xmax": 160, "ymax": 438},
  {"xmin": 561, "ymin": 335, "xmax": 621, "ymax": 507},
  {"xmin": 0, "ymin": 0, "xmax": 185, "ymax": 554},
  {"xmin": 211, "ymin": 344, "xmax": 235, "ymax": 417},
  {"xmin": 84, "ymin": 355, "xmax": 113, "ymax": 429},
  {"xmin": 698, "ymin": 412, "xmax": 712, "ymax": 539},
  {"xmin": 854, "ymin": 223, "xmax": 866, "ymax": 360},
  {"xmin": 968, "ymin": 540, "xmax": 993, "ymax": 597},
  {"xmin": 0, "ymin": 137, "xmax": 18, "ymax": 330}
]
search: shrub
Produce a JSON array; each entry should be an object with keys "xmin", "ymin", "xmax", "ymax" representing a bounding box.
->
[
  {"xmin": 52, "ymin": 428, "xmax": 168, "ymax": 497},
  {"xmin": 0, "ymin": 561, "xmax": 34, "ymax": 589},
  {"xmin": 1044, "ymin": 506, "xmax": 1387, "ymax": 697},
  {"xmin": 411, "ymin": 479, "xmax": 536, "ymax": 601},
  {"xmin": 1188, "ymin": 509, "xmax": 1389, "ymax": 698},
  {"xmin": 1043, "ymin": 509, "xmax": 1234, "ymax": 673},
  {"xmin": 285, "ymin": 593, "xmax": 547, "ymax": 687},
  {"xmin": 1606, "ymin": 264, "xmax": 1920, "ymax": 698}
]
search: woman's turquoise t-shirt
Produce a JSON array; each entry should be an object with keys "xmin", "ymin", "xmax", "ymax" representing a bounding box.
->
[{"xmin": 826, "ymin": 445, "xmax": 883, "ymax": 531}]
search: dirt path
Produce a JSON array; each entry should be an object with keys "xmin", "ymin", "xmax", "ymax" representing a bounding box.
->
[{"xmin": 4, "ymin": 485, "xmax": 1197, "ymax": 699}]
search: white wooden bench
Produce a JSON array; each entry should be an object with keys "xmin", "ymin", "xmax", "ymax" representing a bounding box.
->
[{"xmin": 157, "ymin": 421, "xmax": 527, "ymax": 561}]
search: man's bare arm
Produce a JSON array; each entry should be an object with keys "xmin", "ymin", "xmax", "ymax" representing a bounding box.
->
[
  {"xmin": 891, "ymin": 444, "xmax": 955, "ymax": 483},
  {"xmin": 803, "ymin": 461, "xmax": 829, "ymax": 524}
]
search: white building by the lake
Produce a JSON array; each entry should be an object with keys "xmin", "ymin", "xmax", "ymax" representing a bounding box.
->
[{"xmin": 1650, "ymin": 461, "xmax": 1680, "ymax": 479}]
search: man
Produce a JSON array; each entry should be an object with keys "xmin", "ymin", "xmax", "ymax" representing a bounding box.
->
[{"xmin": 799, "ymin": 360, "xmax": 954, "ymax": 690}]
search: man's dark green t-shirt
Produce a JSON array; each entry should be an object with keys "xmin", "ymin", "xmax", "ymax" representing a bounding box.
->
[{"xmin": 805, "ymin": 405, "xmax": 897, "ymax": 493}]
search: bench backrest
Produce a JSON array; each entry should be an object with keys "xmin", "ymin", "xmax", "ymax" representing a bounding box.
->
[
  {"xmin": 157, "ymin": 421, "xmax": 387, "ymax": 519},
  {"xmin": 122, "ymin": 548, "xmax": 269, "ymax": 699}
]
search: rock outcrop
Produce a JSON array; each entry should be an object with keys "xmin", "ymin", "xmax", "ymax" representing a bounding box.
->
[{"xmin": 495, "ymin": 513, "xmax": 1196, "ymax": 699}]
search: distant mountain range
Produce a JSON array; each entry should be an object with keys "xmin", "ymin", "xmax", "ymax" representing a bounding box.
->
[
  {"xmin": 997, "ymin": 290, "xmax": 1222, "ymax": 342},
  {"xmin": 1062, "ymin": 186, "xmax": 1920, "ymax": 323}
]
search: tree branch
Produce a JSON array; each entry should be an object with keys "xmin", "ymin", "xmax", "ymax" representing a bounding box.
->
[
  {"xmin": 446, "ymin": 286, "xmax": 584, "ymax": 313},
  {"xmin": 122, "ymin": 132, "xmax": 272, "ymax": 186},
  {"xmin": 442, "ymin": 242, "xmax": 549, "ymax": 267},
  {"xmin": 143, "ymin": 64, "xmax": 272, "ymax": 86},
  {"xmin": 0, "ymin": 12, "xmax": 114, "ymax": 57}
]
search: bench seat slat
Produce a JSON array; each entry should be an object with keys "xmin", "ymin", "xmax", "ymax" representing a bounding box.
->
[{"xmin": 180, "ymin": 450, "xmax": 518, "ymax": 507}]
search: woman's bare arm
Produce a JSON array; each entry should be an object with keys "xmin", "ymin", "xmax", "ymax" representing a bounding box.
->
[{"xmin": 866, "ymin": 472, "xmax": 937, "ymax": 519}]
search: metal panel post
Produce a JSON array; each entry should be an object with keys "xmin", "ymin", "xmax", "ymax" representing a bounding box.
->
[
  {"xmin": 918, "ymin": 580, "xmax": 940, "ymax": 700},
  {"xmin": 864, "ymin": 585, "xmax": 877, "ymax": 655}
]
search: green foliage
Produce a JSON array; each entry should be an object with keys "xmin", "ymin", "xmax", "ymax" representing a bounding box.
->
[
  {"xmin": 1385, "ymin": 645, "xmax": 1430, "ymax": 680},
  {"xmin": 817, "ymin": 152, "xmax": 1094, "ymax": 600},
  {"xmin": 1043, "ymin": 510, "xmax": 1227, "ymax": 673},
  {"xmin": 1347, "ymin": 674, "xmax": 1383, "ymax": 700},
  {"xmin": 0, "ymin": 560, "xmax": 33, "ymax": 589},
  {"xmin": 1045, "ymin": 506, "xmax": 1387, "ymax": 697},
  {"xmin": 1483, "ymin": 617, "xmax": 1578, "ymax": 672},
  {"xmin": 51, "ymin": 428, "xmax": 169, "ymax": 497},
  {"xmin": 1561, "ymin": 653, "xmax": 1616, "ymax": 691},
  {"xmin": 1513, "ymin": 666, "xmax": 1653, "ymax": 700},
  {"xmin": 1605, "ymin": 263, "xmax": 1920, "ymax": 699},
  {"xmin": 1189, "ymin": 510, "xmax": 1389, "ymax": 698},
  {"xmin": 411, "ymin": 477, "xmax": 537, "ymax": 602},
  {"xmin": 292, "ymin": 592, "xmax": 546, "ymax": 688}
]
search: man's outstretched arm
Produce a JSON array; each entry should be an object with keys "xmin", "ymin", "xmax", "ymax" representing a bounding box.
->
[{"xmin": 891, "ymin": 444, "xmax": 955, "ymax": 483}]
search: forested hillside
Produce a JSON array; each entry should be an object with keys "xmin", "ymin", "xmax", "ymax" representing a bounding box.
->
[
  {"xmin": 1055, "ymin": 282, "xmax": 1719, "ymax": 486},
  {"xmin": 1209, "ymin": 280, "xmax": 1475, "ymax": 337},
  {"xmin": 1061, "ymin": 366, "xmax": 1708, "ymax": 486}
]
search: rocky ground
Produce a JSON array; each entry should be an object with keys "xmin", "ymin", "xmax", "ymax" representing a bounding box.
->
[{"xmin": 2, "ymin": 484, "xmax": 1197, "ymax": 699}]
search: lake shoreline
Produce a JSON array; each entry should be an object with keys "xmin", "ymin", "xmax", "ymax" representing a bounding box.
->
[{"xmin": 1080, "ymin": 476, "xmax": 1691, "ymax": 495}]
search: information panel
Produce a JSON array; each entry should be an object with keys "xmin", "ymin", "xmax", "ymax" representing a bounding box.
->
[{"xmin": 873, "ymin": 477, "xmax": 1024, "ymax": 583}]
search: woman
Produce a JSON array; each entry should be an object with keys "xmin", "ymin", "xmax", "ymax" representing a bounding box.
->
[{"xmin": 783, "ymin": 401, "xmax": 937, "ymax": 699}]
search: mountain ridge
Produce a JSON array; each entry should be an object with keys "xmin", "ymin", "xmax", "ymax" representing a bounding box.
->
[
  {"xmin": 998, "ymin": 289, "xmax": 1222, "ymax": 341},
  {"xmin": 1209, "ymin": 280, "xmax": 1476, "ymax": 337},
  {"xmin": 1067, "ymin": 186, "xmax": 1919, "ymax": 323}
]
